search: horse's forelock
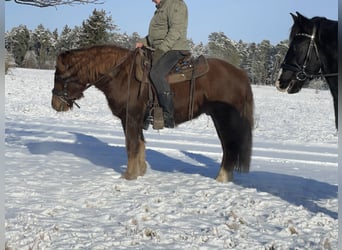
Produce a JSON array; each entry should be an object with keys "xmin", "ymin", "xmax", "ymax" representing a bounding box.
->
[
  {"xmin": 289, "ymin": 12, "xmax": 317, "ymax": 41},
  {"xmin": 289, "ymin": 14, "xmax": 309, "ymax": 41}
]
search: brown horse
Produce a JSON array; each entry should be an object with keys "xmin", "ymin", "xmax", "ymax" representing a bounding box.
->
[{"xmin": 51, "ymin": 45, "xmax": 254, "ymax": 182}]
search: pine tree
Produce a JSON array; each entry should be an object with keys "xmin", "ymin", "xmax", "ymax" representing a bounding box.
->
[
  {"xmin": 57, "ymin": 25, "xmax": 81, "ymax": 52},
  {"xmin": 207, "ymin": 32, "xmax": 241, "ymax": 66},
  {"xmin": 256, "ymin": 40, "xmax": 273, "ymax": 85},
  {"xmin": 78, "ymin": 8, "xmax": 117, "ymax": 47},
  {"xmin": 270, "ymin": 40, "xmax": 289, "ymax": 83},
  {"xmin": 110, "ymin": 32, "xmax": 131, "ymax": 49},
  {"xmin": 22, "ymin": 50, "xmax": 38, "ymax": 68},
  {"xmin": 191, "ymin": 42, "xmax": 209, "ymax": 58},
  {"xmin": 236, "ymin": 40, "xmax": 249, "ymax": 69},
  {"xmin": 5, "ymin": 25, "xmax": 30, "ymax": 66},
  {"xmin": 31, "ymin": 24, "xmax": 56, "ymax": 69},
  {"xmin": 246, "ymin": 42, "xmax": 258, "ymax": 85}
]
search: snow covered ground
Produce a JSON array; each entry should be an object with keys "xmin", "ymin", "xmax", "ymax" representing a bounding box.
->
[{"xmin": 5, "ymin": 68, "xmax": 338, "ymax": 249}]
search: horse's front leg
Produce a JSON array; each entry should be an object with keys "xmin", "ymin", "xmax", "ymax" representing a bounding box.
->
[
  {"xmin": 327, "ymin": 79, "xmax": 338, "ymax": 129},
  {"xmin": 333, "ymin": 96, "xmax": 338, "ymax": 130},
  {"xmin": 121, "ymin": 117, "xmax": 147, "ymax": 180}
]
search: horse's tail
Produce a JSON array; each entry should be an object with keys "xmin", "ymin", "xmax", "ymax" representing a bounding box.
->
[
  {"xmin": 236, "ymin": 84, "xmax": 254, "ymax": 173},
  {"xmin": 243, "ymin": 87, "xmax": 254, "ymax": 130}
]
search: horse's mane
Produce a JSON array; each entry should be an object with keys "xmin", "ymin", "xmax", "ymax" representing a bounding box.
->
[
  {"xmin": 289, "ymin": 13, "xmax": 337, "ymax": 43},
  {"xmin": 56, "ymin": 44, "xmax": 132, "ymax": 82}
]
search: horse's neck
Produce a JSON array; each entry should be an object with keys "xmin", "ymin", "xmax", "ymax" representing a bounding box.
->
[
  {"xmin": 318, "ymin": 24, "xmax": 337, "ymax": 74},
  {"xmin": 318, "ymin": 46, "xmax": 337, "ymax": 75},
  {"xmin": 78, "ymin": 52, "xmax": 129, "ymax": 84}
]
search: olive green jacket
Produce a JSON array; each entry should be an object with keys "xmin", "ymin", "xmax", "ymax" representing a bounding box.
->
[{"xmin": 141, "ymin": 0, "xmax": 189, "ymax": 52}]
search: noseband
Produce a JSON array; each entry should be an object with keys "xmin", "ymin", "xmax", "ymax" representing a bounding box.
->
[
  {"xmin": 52, "ymin": 76, "xmax": 92, "ymax": 109},
  {"xmin": 281, "ymin": 26, "xmax": 337, "ymax": 81}
]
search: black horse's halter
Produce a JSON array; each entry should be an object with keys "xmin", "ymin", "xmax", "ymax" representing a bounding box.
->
[{"xmin": 281, "ymin": 26, "xmax": 337, "ymax": 82}]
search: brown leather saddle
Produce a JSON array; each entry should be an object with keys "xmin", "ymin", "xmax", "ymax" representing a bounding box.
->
[
  {"xmin": 135, "ymin": 48, "xmax": 209, "ymax": 85},
  {"xmin": 134, "ymin": 48, "xmax": 209, "ymax": 129}
]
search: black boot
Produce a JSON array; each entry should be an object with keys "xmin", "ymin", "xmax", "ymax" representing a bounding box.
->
[{"xmin": 159, "ymin": 92, "xmax": 175, "ymax": 128}]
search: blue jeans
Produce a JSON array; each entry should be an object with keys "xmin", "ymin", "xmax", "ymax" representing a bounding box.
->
[{"xmin": 150, "ymin": 50, "xmax": 185, "ymax": 96}]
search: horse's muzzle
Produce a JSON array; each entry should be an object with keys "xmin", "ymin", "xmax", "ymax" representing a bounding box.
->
[
  {"xmin": 275, "ymin": 70, "xmax": 288, "ymax": 92},
  {"xmin": 275, "ymin": 80, "xmax": 288, "ymax": 92},
  {"xmin": 51, "ymin": 94, "xmax": 72, "ymax": 112}
]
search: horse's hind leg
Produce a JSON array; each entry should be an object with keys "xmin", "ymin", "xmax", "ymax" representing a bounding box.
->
[
  {"xmin": 210, "ymin": 103, "xmax": 251, "ymax": 182},
  {"xmin": 122, "ymin": 119, "xmax": 147, "ymax": 180},
  {"xmin": 212, "ymin": 116, "xmax": 237, "ymax": 182}
]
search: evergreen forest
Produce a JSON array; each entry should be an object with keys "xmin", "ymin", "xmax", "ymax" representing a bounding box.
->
[{"xmin": 5, "ymin": 8, "xmax": 293, "ymax": 86}]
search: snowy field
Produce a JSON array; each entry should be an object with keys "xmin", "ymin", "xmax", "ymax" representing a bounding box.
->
[{"xmin": 5, "ymin": 68, "xmax": 338, "ymax": 249}]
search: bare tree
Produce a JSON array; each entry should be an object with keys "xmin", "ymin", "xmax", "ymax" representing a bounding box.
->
[{"xmin": 5, "ymin": 0, "xmax": 103, "ymax": 7}]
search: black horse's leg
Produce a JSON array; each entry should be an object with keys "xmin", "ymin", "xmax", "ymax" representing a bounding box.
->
[
  {"xmin": 121, "ymin": 116, "xmax": 147, "ymax": 180},
  {"xmin": 333, "ymin": 96, "xmax": 338, "ymax": 129},
  {"xmin": 327, "ymin": 78, "xmax": 338, "ymax": 129}
]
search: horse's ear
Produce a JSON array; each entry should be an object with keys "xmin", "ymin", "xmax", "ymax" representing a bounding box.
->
[
  {"xmin": 57, "ymin": 53, "xmax": 68, "ymax": 71},
  {"xmin": 290, "ymin": 12, "xmax": 298, "ymax": 23},
  {"xmin": 295, "ymin": 12, "xmax": 310, "ymax": 24},
  {"xmin": 56, "ymin": 52, "xmax": 73, "ymax": 76},
  {"xmin": 295, "ymin": 11, "xmax": 302, "ymax": 18},
  {"xmin": 294, "ymin": 11, "xmax": 312, "ymax": 31}
]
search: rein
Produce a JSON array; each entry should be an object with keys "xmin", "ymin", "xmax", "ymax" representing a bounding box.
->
[
  {"xmin": 281, "ymin": 26, "xmax": 338, "ymax": 81},
  {"xmin": 124, "ymin": 49, "xmax": 140, "ymax": 135}
]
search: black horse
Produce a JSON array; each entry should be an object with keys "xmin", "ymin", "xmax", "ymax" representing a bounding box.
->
[{"xmin": 275, "ymin": 12, "xmax": 338, "ymax": 129}]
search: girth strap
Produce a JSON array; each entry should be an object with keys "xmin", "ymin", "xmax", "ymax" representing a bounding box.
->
[{"xmin": 188, "ymin": 70, "xmax": 196, "ymax": 120}]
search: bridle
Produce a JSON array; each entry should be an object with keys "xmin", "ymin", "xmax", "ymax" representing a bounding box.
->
[
  {"xmin": 51, "ymin": 50, "xmax": 135, "ymax": 109},
  {"xmin": 52, "ymin": 75, "xmax": 92, "ymax": 108},
  {"xmin": 281, "ymin": 26, "xmax": 338, "ymax": 82}
]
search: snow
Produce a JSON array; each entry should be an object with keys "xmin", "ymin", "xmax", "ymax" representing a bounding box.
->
[{"xmin": 5, "ymin": 68, "xmax": 338, "ymax": 249}]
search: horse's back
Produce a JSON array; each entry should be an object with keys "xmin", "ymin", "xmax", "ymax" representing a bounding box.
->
[
  {"xmin": 202, "ymin": 58, "xmax": 252, "ymax": 102},
  {"xmin": 171, "ymin": 57, "xmax": 253, "ymax": 125}
]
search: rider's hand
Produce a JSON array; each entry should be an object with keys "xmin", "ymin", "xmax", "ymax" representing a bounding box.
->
[{"xmin": 135, "ymin": 42, "xmax": 144, "ymax": 48}]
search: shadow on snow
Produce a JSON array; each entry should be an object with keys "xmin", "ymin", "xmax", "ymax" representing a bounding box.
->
[{"xmin": 24, "ymin": 131, "xmax": 337, "ymax": 219}]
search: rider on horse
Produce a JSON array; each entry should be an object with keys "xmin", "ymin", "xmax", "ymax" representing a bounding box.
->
[{"xmin": 136, "ymin": 0, "xmax": 190, "ymax": 128}]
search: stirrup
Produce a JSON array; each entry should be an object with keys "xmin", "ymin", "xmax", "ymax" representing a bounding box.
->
[
  {"xmin": 143, "ymin": 115, "xmax": 153, "ymax": 130},
  {"xmin": 153, "ymin": 107, "xmax": 164, "ymax": 130}
]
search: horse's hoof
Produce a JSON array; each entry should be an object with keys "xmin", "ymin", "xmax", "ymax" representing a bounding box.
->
[
  {"xmin": 215, "ymin": 171, "xmax": 233, "ymax": 182},
  {"xmin": 121, "ymin": 172, "xmax": 138, "ymax": 180}
]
